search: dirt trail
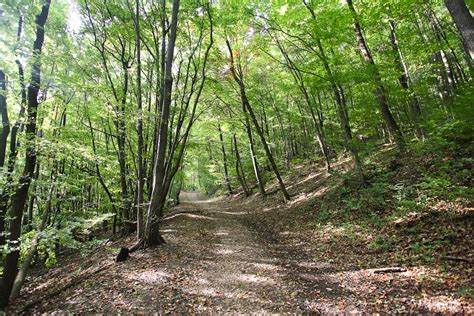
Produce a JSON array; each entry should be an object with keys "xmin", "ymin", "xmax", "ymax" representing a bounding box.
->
[
  {"xmin": 10, "ymin": 187, "xmax": 471, "ymax": 313},
  {"xmin": 169, "ymin": 192, "xmax": 341, "ymax": 313},
  {"xmin": 12, "ymin": 191, "xmax": 342, "ymax": 313}
]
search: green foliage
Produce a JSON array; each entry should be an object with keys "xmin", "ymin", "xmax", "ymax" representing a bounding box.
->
[
  {"xmin": 408, "ymin": 239, "xmax": 450, "ymax": 263},
  {"xmin": 458, "ymin": 285, "xmax": 474, "ymax": 300},
  {"xmin": 0, "ymin": 0, "xmax": 472, "ymax": 279},
  {"xmin": 368, "ymin": 235, "xmax": 397, "ymax": 252}
]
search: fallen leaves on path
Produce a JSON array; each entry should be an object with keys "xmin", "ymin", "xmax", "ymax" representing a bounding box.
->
[{"xmin": 7, "ymin": 162, "xmax": 473, "ymax": 314}]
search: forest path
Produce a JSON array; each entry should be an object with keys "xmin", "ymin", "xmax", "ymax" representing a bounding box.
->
[
  {"xmin": 15, "ymin": 188, "xmax": 347, "ymax": 313},
  {"xmin": 156, "ymin": 191, "xmax": 339, "ymax": 313},
  {"xmin": 12, "ymin": 175, "xmax": 470, "ymax": 313}
]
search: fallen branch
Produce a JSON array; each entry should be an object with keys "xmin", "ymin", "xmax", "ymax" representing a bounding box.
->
[
  {"xmin": 160, "ymin": 211, "xmax": 197, "ymax": 222},
  {"xmin": 373, "ymin": 267, "xmax": 407, "ymax": 274},
  {"xmin": 19, "ymin": 261, "xmax": 113, "ymax": 313},
  {"xmin": 442, "ymin": 256, "xmax": 473, "ymax": 264}
]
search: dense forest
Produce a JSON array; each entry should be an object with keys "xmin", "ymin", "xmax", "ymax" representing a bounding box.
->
[{"xmin": 0, "ymin": 0, "xmax": 473, "ymax": 313}]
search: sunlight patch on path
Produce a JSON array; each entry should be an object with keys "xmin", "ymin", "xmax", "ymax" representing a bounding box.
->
[{"xmin": 125, "ymin": 269, "xmax": 171, "ymax": 284}]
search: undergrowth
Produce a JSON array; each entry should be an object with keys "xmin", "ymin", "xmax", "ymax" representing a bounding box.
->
[{"xmin": 304, "ymin": 118, "xmax": 473, "ymax": 297}]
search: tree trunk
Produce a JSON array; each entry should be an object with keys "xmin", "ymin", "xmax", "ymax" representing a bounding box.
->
[
  {"xmin": 218, "ymin": 123, "xmax": 233, "ymax": 195},
  {"xmin": 273, "ymin": 37, "xmax": 331, "ymax": 170},
  {"xmin": 226, "ymin": 39, "xmax": 290, "ymax": 202},
  {"xmin": 244, "ymin": 107, "xmax": 265, "ymax": 197},
  {"xmin": 347, "ymin": 0, "xmax": 405, "ymax": 150},
  {"xmin": 303, "ymin": 2, "xmax": 365, "ymax": 183},
  {"xmin": 335, "ymin": 84, "xmax": 365, "ymax": 184},
  {"xmin": 431, "ymin": 10, "xmax": 471, "ymax": 79},
  {"xmin": 0, "ymin": 70, "xmax": 8, "ymax": 247},
  {"xmin": 134, "ymin": 0, "xmax": 145, "ymax": 239},
  {"xmin": 86, "ymin": 113, "xmax": 118, "ymax": 234},
  {"xmin": 388, "ymin": 20, "xmax": 424, "ymax": 140},
  {"xmin": 233, "ymin": 134, "xmax": 250, "ymax": 197},
  {"xmin": 84, "ymin": 1, "xmax": 132, "ymax": 234},
  {"xmin": 247, "ymin": 97, "xmax": 290, "ymax": 201},
  {"xmin": 141, "ymin": 0, "xmax": 180, "ymax": 248},
  {"xmin": 10, "ymin": 180, "xmax": 55, "ymax": 301},
  {"xmin": 25, "ymin": 162, "xmax": 40, "ymax": 232},
  {"xmin": 427, "ymin": 8, "xmax": 459, "ymax": 91},
  {"xmin": 445, "ymin": 0, "xmax": 474, "ymax": 61},
  {"xmin": 0, "ymin": 70, "xmax": 9, "ymax": 168},
  {"xmin": 424, "ymin": 9, "xmax": 456, "ymax": 98},
  {"xmin": 117, "ymin": 68, "xmax": 132, "ymax": 234},
  {"xmin": 1, "ymin": 17, "xmax": 29, "ymax": 240},
  {"xmin": 0, "ymin": 0, "xmax": 51, "ymax": 308}
]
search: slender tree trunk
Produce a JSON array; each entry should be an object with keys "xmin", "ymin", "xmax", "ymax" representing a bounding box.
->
[
  {"xmin": 25, "ymin": 162, "xmax": 40, "ymax": 232},
  {"xmin": 159, "ymin": 4, "xmax": 213, "ymax": 216},
  {"xmin": 434, "ymin": 19, "xmax": 468, "ymax": 83},
  {"xmin": 218, "ymin": 123, "xmax": 232, "ymax": 195},
  {"xmin": 294, "ymin": 99, "xmax": 310, "ymax": 158},
  {"xmin": 335, "ymin": 84, "xmax": 365, "ymax": 183},
  {"xmin": 388, "ymin": 20, "xmax": 424, "ymax": 140},
  {"xmin": 245, "ymin": 117, "xmax": 265, "ymax": 196},
  {"xmin": 303, "ymin": 2, "xmax": 365, "ymax": 183},
  {"xmin": 134, "ymin": 0, "xmax": 145, "ymax": 239},
  {"xmin": 445, "ymin": 0, "xmax": 474, "ymax": 61},
  {"xmin": 0, "ymin": 70, "xmax": 9, "ymax": 168},
  {"xmin": 280, "ymin": 117, "xmax": 290, "ymax": 169},
  {"xmin": 141, "ymin": 0, "xmax": 180, "ymax": 248},
  {"xmin": 84, "ymin": 0, "xmax": 132, "ymax": 234},
  {"xmin": 10, "ymin": 179, "xmax": 55, "ymax": 301},
  {"xmin": 226, "ymin": 39, "xmax": 290, "ymax": 202},
  {"xmin": 86, "ymin": 113, "xmax": 118, "ymax": 234},
  {"xmin": 268, "ymin": 94, "xmax": 290, "ymax": 168},
  {"xmin": 147, "ymin": 0, "xmax": 167, "ymax": 200},
  {"xmin": 428, "ymin": 8, "xmax": 459, "ymax": 89},
  {"xmin": 117, "ymin": 66, "xmax": 132, "ymax": 233},
  {"xmin": 274, "ymin": 37, "xmax": 331, "ymax": 170},
  {"xmin": 0, "ymin": 70, "xmax": 9, "ymax": 246},
  {"xmin": 347, "ymin": 0, "xmax": 405, "ymax": 150},
  {"xmin": 0, "ymin": 1, "xmax": 51, "ymax": 308},
  {"xmin": 247, "ymin": 98, "xmax": 290, "ymax": 201},
  {"xmin": 233, "ymin": 134, "xmax": 250, "ymax": 197}
]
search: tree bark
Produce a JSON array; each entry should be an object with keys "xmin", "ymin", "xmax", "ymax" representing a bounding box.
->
[
  {"xmin": 273, "ymin": 37, "xmax": 331, "ymax": 170},
  {"xmin": 0, "ymin": 0, "xmax": 51, "ymax": 308},
  {"xmin": 347, "ymin": 0, "xmax": 405, "ymax": 150},
  {"xmin": 159, "ymin": 2, "xmax": 214, "ymax": 219},
  {"xmin": 226, "ymin": 39, "xmax": 290, "ymax": 202},
  {"xmin": 427, "ymin": 8, "xmax": 458, "ymax": 93},
  {"xmin": 141, "ymin": 0, "xmax": 180, "ymax": 248},
  {"xmin": 388, "ymin": 20, "xmax": 424, "ymax": 140},
  {"xmin": 430, "ymin": 9, "xmax": 471, "ymax": 78},
  {"xmin": 134, "ymin": 0, "xmax": 145, "ymax": 239},
  {"xmin": 116, "ymin": 62, "xmax": 132, "ymax": 234},
  {"xmin": 0, "ymin": 70, "xmax": 8, "ymax": 246},
  {"xmin": 84, "ymin": 0, "xmax": 133, "ymax": 234},
  {"xmin": 303, "ymin": 2, "xmax": 365, "ymax": 184},
  {"xmin": 445, "ymin": 0, "xmax": 474, "ymax": 61},
  {"xmin": 233, "ymin": 134, "xmax": 250, "ymax": 197},
  {"xmin": 218, "ymin": 123, "xmax": 233, "ymax": 195},
  {"xmin": 10, "ymin": 180, "xmax": 55, "ymax": 301},
  {"xmin": 25, "ymin": 162, "xmax": 40, "ymax": 232},
  {"xmin": 86, "ymin": 112, "xmax": 118, "ymax": 234},
  {"xmin": 244, "ymin": 105, "xmax": 265, "ymax": 197},
  {"xmin": 0, "ymin": 70, "xmax": 9, "ymax": 168}
]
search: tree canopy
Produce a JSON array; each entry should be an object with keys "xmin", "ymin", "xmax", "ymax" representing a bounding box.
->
[{"xmin": 0, "ymin": 0, "xmax": 473, "ymax": 310}]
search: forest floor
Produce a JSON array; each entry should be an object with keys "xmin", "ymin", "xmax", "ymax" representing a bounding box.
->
[{"xmin": 7, "ymin": 146, "xmax": 474, "ymax": 314}]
